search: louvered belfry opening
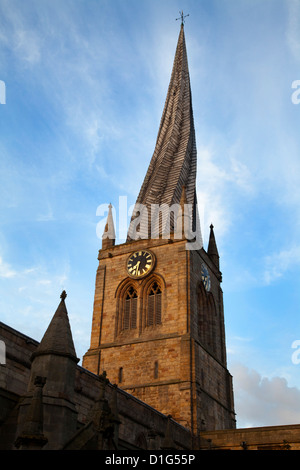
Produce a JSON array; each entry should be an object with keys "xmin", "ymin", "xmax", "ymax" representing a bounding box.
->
[
  {"xmin": 123, "ymin": 286, "xmax": 138, "ymax": 330},
  {"xmin": 147, "ymin": 281, "xmax": 162, "ymax": 326}
]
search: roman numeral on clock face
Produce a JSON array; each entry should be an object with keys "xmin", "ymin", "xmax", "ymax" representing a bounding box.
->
[{"xmin": 126, "ymin": 250, "xmax": 155, "ymax": 278}]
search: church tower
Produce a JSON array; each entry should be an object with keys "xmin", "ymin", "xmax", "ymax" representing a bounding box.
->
[{"xmin": 83, "ymin": 22, "xmax": 235, "ymax": 433}]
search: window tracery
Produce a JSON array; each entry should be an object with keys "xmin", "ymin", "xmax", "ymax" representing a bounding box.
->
[
  {"xmin": 147, "ymin": 281, "xmax": 162, "ymax": 326},
  {"xmin": 122, "ymin": 285, "xmax": 137, "ymax": 330}
]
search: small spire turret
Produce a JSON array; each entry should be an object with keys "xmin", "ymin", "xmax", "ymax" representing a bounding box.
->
[
  {"xmin": 207, "ymin": 224, "xmax": 220, "ymax": 269},
  {"xmin": 31, "ymin": 290, "xmax": 78, "ymax": 364},
  {"xmin": 102, "ymin": 203, "xmax": 116, "ymax": 250}
]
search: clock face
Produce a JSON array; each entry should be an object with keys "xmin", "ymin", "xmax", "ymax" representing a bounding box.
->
[
  {"xmin": 126, "ymin": 250, "xmax": 155, "ymax": 278},
  {"xmin": 201, "ymin": 263, "xmax": 211, "ymax": 291}
]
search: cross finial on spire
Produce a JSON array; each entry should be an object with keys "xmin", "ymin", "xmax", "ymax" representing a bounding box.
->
[
  {"xmin": 60, "ymin": 290, "xmax": 67, "ymax": 301},
  {"xmin": 176, "ymin": 10, "xmax": 189, "ymax": 26}
]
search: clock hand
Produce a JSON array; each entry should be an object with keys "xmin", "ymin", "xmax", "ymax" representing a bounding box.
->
[
  {"xmin": 136, "ymin": 261, "xmax": 140, "ymax": 275},
  {"xmin": 133, "ymin": 261, "xmax": 140, "ymax": 275}
]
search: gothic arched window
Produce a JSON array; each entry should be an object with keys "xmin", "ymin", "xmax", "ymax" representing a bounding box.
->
[
  {"xmin": 122, "ymin": 286, "xmax": 138, "ymax": 330},
  {"xmin": 197, "ymin": 283, "xmax": 217, "ymax": 356},
  {"xmin": 147, "ymin": 281, "xmax": 162, "ymax": 326}
]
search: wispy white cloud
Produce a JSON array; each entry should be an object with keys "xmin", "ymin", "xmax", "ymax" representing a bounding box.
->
[
  {"xmin": 0, "ymin": 251, "xmax": 72, "ymax": 341},
  {"xmin": 263, "ymin": 246, "xmax": 300, "ymax": 285},
  {"xmin": 0, "ymin": 253, "xmax": 69, "ymax": 309},
  {"xmin": 226, "ymin": 335, "xmax": 253, "ymax": 357},
  {"xmin": 36, "ymin": 203, "xmax": 55, "ymax": 222},
  {"xmin": 0, "ymin": 1, "xmax": 42, "ymax": 65},
  {"xmin": 0, "ymin": 244, "xmax": 91, "ymax": 360},
  {"xmin": 286, "ymin": 0, "xmax": 300, "ymax": 63},
  {"xmin": 0, "ymin": 256, "xmax": 16, "ymax": 278},
  {"xmin": 13, "ymin": 28, "xmax": 41, "ymax": 65},
  {"xmin": 232, "ymin": 362, "xmax": 300, "ymax": 428},
  {"xmin": 0, "ymin": 0, "xmax": 300, "ymax": 423},
  {"xmin": 197, "ymin": 142, "xmax": 257, "ymax": 244}
]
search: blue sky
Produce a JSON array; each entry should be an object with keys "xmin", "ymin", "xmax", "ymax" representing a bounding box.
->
[{"xmin": 1, "ymin": 0, "xmax": 300, "ymax": 429}]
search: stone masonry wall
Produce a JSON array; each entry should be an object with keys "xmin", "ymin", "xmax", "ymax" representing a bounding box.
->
[
  {"xmin": 83, "ymin": 238, "xmax": 195, "ymax": 430},
  {"xmin": 0, "ymin": 321, "xmax": 192, "ymax": 450}
]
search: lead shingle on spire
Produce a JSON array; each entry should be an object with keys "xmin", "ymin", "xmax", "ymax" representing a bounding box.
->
[{"xmin": 127, "ymin": 24, "xmax": 201, "ymax": 245}]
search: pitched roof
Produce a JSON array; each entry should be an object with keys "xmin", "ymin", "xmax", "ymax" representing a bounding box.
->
[
  {"xmin": 31, "ymin": 291, "xmax": 79, "ymax": 363},
  {"xmin": 128, "ymin": 25, "xmax": 201, "ymax": 243}
]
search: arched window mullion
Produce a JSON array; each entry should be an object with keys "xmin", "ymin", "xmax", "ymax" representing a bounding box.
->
[
  {"xmin": 121, "ymin": 285, "xmax": 138, "ymax": 332},
  {"xmin": 147, "ymin": 281, "xmax": 162, "ymax": 327},
  {"xmin": 156, "ymin": 291, "xmax": 162, "ymax": 324},
  {"xmin": 148, "ymin": 293, "xmax": 154, "ymax": 326},
  {"xmin": 131, "ymin": 295, "xmax": 137, "ymax": 329},
  {"xmin": 124, "ymin": 297, "xmax": 130, "ymax": 329}
]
